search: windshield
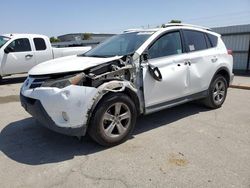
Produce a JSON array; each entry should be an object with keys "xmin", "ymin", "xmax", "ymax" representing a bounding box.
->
[
  {"xmin": 0, "ymin": 36, "xmax": 10, "ymax": 48},
  {"xmin": 84, "ymin": 31, "xmax": 154, "ymax": 57}
]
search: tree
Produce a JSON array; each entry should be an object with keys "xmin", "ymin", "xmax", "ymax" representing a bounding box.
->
[
  {"xmin": 161, "ymin": 20, "xmax": 182, "ymax": 28},
  {"xmin": 169, "ymin": 20, "xmax": 182, "ymax": 23},
  {"xmin": 161, "ymin": 24, "xmax": 166, "ymax": 28},
  {"xmin": 50, "ymin": 37, "xmax": 60, "ymax": 43},
  {"xmin": 82, "ymin": 33, "xmax": 92, "ymax": 40}
]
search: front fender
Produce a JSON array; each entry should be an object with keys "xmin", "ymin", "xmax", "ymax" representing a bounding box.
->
[{"xmin": 84, "ymin": 80, "xmax": 139, "ymax": 127}]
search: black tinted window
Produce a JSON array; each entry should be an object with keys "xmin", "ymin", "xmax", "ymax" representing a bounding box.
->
[
  {"xmin": 34, "ymin": 38, "xmax": 46, "ymax": 51},
  {"xmin": 7, "ymin": 38, "xmax": 31, "ymax": 52},
  {"xmin": 183, "ymin": 30, "xmax": 207, "ymax": 52},
  {"xmin": 207, "ymin": 34, "xmax": 218, "ymax": 47},
  {"xmin": 148, "ymin": 32, "xmax": 183, "ymax": 59}
]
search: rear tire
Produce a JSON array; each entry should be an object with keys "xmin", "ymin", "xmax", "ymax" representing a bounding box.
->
[
  {"xmin": 88, "ymin": 93, "xmax": 137, "ymax": 147},
  {"xmin": 202, "ymin": 75, "xmax": 228, "ymax": 109}
]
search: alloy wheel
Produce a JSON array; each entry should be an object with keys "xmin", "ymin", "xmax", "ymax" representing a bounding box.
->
[
  {"xmin": 213, "ymin": 80, "xmax": 226, "ymax": 105},
  {"xmin": 101, "ymin": 102, "xmax": 131, "ymax": 138}
]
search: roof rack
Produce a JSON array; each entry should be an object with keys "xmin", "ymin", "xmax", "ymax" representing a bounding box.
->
[
  {"xmin": 124, "ymin": 23, "xmax": 211, "ymax": 33},
  {"xmin": 163, "ymin": 23, "xmax": 211, "ymax": 31},
  {"xmin": 123, "ymin": 28, "xmax": 159, "ymax": 33}
]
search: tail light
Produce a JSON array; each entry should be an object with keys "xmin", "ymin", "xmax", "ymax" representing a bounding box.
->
[{"xmin": 227, "ymin": 49, "xmax": 233, "ymax": 55}]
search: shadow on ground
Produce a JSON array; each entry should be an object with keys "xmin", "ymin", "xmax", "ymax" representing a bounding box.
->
[
  {"xmin": 0, "ymin": 76, "xmax": 27, "ymax": 85},
  {"xmin": 0, "ymin": 102, "xmax": 209, "ymax": 165}
]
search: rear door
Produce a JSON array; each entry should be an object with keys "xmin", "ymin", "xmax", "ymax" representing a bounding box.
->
[
  {"xmin": 143, "ymin": 31, "xmax": 189, "ymax": 112},
  {"xmin": 182, "ymin": 30, "xmax": 217, "ymax": 94},
  {"xmin": 33, "ymin": 37, "xmax": 53, "ymax": 64},
  {"xmin": 2, "ymin": 38, "xmax": 36, "ymax": 75}
]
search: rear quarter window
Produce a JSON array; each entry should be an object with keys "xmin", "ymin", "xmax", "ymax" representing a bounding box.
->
[
  {"xmin": 207, "ymin": 33, "xmax": 218, "ymax": 47},
  {"xmin": 33, "ymin": 38, "xmax": 47, "ymax": 51},
  {"xmin": 183, "ymin": 30, "xmax": 207, "ymax": 52}
]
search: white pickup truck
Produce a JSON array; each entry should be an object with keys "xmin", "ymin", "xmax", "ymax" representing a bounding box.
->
[{"xmin": 0, "ymin": 34, "xmax": 91, "ymax": 81}]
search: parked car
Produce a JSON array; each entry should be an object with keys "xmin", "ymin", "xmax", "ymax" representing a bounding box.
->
[
  {"xmin": 20, "ymin": 24, "xmax": 234, "ymax": 146},
  {"xmin": 0, "ymin": 34, "xmax": 91, "ymax": 81}
]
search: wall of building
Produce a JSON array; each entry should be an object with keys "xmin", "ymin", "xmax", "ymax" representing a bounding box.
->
[{"xmin": 212, "ymin": 24, "xmax": 250, "ymax": 71}]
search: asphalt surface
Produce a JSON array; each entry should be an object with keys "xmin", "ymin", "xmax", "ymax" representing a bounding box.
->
[
  {"xmin": 231, "ymin": 75, "xmax": 250, "ymax": 90},
  {"xmin": 0, "ymin": 75, "xmax": 250, "ymax": 188}
]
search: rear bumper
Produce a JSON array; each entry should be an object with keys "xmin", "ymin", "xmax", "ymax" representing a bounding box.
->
[{"xmin": 20, "ymin": 93, "xmax": 87, "ymax": 136}]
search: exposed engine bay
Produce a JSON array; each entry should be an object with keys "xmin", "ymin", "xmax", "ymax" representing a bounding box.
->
[
  {"xmin": 82, "ymin": 55, "xmax": 135, "ymax": 88},
  {"xmin": 30, "ymin": 55, "xmax": 136, "ymax": 90}
]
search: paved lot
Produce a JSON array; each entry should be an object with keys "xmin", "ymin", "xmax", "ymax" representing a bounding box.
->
[
  {"xmin": 231, "ymin": 75, "xmax": 250, "ymax": 90},
  {"xmin": 0, "ymin": 75, "xmax": 250, "ymax": 188}
]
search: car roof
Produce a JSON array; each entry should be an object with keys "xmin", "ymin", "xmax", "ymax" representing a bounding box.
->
[{"xmin": 2, "ymin": 33, "xmax": 48, "ymax": 39}]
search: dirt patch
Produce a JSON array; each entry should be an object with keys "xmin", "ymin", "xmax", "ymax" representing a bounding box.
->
[
  {"xmin": 168, "ymin": 153, "xmax": 188, "ymax": 167},
  {"xmin": 0, "ymin": 95, "xmax": 20, "ymax": 104}
]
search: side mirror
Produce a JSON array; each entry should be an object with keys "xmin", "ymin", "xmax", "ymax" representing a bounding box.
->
[
  {"xmin": 141, "ymin": 50, "xmax": 149, "ymax": 62},
  {"xmin": 4, "ymin": 46, "xmax": 14, "ymax": 54},
  {"xmin": 148, "ymin": 64, "xmax": 162, "ymax": 81}
]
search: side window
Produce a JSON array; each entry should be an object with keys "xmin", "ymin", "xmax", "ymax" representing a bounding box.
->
[
  {"xmin": 183, "ymin": 30, "xmax": 207, "ymax": 52},
  {"xmin": 33, "ymin": 38, "xmax": 47, "ymax": 51},
  {"xmin": 7, "ymin": 38, "xmax": 31, "ymax": 52},
  {"xmin": 207, "ymin": 34, "xmax": 218, "ymax": 47},
  {"xmin": 148, "ymin": 32, "xmax": 183, "ymax": 59}
]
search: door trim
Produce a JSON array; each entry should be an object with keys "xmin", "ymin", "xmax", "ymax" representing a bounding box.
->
[{"xmin": 145, "ymin": 90, "xmax": 208, "ymax": 114}]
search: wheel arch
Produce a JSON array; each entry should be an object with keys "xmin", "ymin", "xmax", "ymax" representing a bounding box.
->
[
  {"xmin": 211, "ymin": 66, "xmax": 230, "ymax": 87},
  {"xmin": 85, "ymin": 81, "xmax": 141, "ymax": 130}
]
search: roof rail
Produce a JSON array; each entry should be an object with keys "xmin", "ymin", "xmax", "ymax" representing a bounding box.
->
[
  {"xmin": 123, "ymin": 28, "xmax": 159, "ymax": 33},
  {"xmin": 163, "ymin": 23, "xmax": 211, "ymax": 31}
]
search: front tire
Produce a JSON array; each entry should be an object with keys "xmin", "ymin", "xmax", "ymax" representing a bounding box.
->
[
  {"xmin": 88, "ymin": 93, "xmax": 137, "ymax": 147},
  {"xmin": 203, "ymin": 75, "xmax": 228, "ymax": 109}
]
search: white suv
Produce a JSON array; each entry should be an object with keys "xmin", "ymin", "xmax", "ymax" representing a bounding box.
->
[{"xmin": 20, "ymin": 24, "xmax": 234, "ymax": 146}]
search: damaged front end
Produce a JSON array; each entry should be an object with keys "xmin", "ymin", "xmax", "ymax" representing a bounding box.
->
[{"xmin": 20, "ymin": 54, "xmax": 143, "ymax": 136}]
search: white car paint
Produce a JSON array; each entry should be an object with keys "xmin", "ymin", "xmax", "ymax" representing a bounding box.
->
[
  {"xmin": 20, "ymin": 24, "xmax": 233, "ymax": 135},
  {"xmin": 22, "ymin": 80, "xmax": 98, "ymax": 128},
  {"xmin": 29, "ymin": 55, "xmax": 122, "ymax": 75},
  {"xmin": 0, "ymin": 34, "xmax": 91, "ymax": 78}
]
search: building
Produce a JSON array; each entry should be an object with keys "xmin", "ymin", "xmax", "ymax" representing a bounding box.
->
[
  {"xmin": 57, "ymin": 33, "xmax": 115, "ymax": 42},
  {"xmin": 52, "ymin": 39, "xmax": 108, "ymax": 48},
  {"xmin": 53, "ymin": 33, "xmax": 115, "ymax": 48},
  {"xmin": 212, "ymin": 24, "xmax": 250, "ymax": 72}
]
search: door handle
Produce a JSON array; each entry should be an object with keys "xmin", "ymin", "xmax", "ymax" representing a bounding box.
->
[
  {"xmin": 184, "ymin": 61, "xmax": 191, "ymax": 66},
  {"xmin": 25, "ymin": 54, "xmax": 33, "ymax": 58}
]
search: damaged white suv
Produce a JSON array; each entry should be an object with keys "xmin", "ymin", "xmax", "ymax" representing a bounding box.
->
[{"xmin": 20, "ymin": 24, "xmax": 233, "ymax": 146}]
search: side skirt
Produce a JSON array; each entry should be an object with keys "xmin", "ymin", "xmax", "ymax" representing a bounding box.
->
[{"xmin": 145, "ymin": 90, "xmax": 208, "ymax": 114}]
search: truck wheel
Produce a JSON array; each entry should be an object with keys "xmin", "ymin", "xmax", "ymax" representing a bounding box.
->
[
  {"xmin": 202, "ymin": 75, "xmax": 228, "ymax": 109},
  {"xmin": 88, "ymin": 93, "xmax": 137, "ymax": 147}
]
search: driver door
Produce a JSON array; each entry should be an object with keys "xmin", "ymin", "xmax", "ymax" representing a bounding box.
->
[
  {"xmin": 2, "ymin": 38, "xmax": 35, "ymax": 75},
  {"xmin": 142, "ymin": 31, "xmax": 189, "ymax": 113}
]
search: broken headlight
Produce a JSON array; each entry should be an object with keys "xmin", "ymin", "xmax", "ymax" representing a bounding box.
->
[{"xmin": 42, "ymin": 73, "xmax": 85, "ymax": 89}]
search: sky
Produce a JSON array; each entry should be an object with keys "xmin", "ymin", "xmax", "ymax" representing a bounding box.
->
[{"xmin": 1, "ymin": 0, "xmax": 250, "ymax": 37}]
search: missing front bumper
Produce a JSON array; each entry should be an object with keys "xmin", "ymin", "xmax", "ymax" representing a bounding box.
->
[{"xmin": 20, "ymin": 93, "xmax": 87, "ymax": 136}]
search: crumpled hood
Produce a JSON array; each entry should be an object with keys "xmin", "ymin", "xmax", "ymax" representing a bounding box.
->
[{"xmin": 29, "ymin": 55, "xmax": 122, "ymax": 75}]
